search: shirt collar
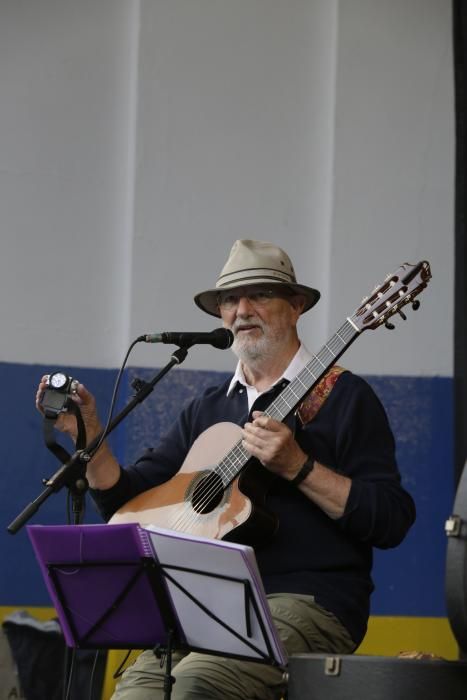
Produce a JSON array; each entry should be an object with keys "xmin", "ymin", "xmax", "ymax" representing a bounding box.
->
[{"xmin": 226, "ymin": 343, "xmax": 313, "ymax": 405}]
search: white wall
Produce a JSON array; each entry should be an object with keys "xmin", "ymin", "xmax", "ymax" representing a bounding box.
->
[
  {"xmin": 0, "ymin": 0, "xmax": 138, "ymax": 367},
  {"xmin": 0, "ymin": 0, "xmax": 454, "ymax": 376},
  {"xmin": 129, "ymin": 0, "xmax": 339, "ymax": 371},
  {"xmin": 329, "ymin": 0, "xmax": 454, "ymax": 376}
]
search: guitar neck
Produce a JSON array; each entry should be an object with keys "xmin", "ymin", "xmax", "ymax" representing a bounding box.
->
[
  {"xmin": 266, "ymin": 317, "xmax": 360, "ymax": 422},
  {"xmin": 216, "ymin": 317, "xmax": 360, "ymax": 486}
]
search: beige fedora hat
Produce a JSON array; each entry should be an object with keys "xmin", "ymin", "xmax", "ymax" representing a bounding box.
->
[{"xmin": 194, "ymin": 239, "xmax": 320, "ymax": 317}]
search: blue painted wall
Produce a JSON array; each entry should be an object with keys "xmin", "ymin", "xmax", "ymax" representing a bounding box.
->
[{"xmin": 0, "ymin": 362, "xmax": 453, "ymax": 620}]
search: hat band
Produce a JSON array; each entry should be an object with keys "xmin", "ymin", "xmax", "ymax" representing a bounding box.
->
[{"xmin": 216, "ymin": 267, "xmax": 295, "ymax": 289}]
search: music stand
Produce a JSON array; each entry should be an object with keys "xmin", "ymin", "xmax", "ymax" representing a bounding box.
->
[{"xmin": 27, "ymin": 523, "xmax": 287, "ymax": 698}]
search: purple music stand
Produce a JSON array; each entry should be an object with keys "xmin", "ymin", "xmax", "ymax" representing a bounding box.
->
[
  {"xmin": 28, "ymin": 523, "xmax": 287, "ymax": 697},
  {"xmin": 27, "ymin": 522, "xmax": 179, "ymax": 651}
]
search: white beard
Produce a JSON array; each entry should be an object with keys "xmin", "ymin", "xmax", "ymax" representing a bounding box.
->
[{"xmin": 230, "ymin": 317, "xmax": 294, "ymax": 367}]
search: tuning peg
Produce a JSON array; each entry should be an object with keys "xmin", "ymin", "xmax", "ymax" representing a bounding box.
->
[
  {"xmin": 385, "ymin": 321, "xmax": 395, "ymax": 330},
  {"xmin": 398, "ymin": 310, "xmax": 407, "ymax": 321},
  {"xmin": 412, "ymin": 300, "xmax": 420, "ymax": 310}
]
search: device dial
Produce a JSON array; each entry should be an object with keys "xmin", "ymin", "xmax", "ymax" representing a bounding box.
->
[{"xmin": 49, "ymin": 372, "xmax": 68, "ymax": 390}]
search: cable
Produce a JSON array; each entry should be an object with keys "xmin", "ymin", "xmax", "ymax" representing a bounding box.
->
[{"xmin": 87, "ymin": 338, "xmax": 141, "ymax": 459}]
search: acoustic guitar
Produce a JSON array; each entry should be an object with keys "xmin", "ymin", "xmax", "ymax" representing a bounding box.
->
[{"xmin": 109, "ymin": 261, "xmax": 431, "ymax": 544}]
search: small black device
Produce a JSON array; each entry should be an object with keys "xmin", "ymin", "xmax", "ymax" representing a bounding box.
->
[{"xmin": 40, "ymin": 372, "xmax": 78, "ymax": 419}]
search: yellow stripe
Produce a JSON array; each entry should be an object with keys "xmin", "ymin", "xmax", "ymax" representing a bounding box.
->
[
  {"xmin": 1, "ymin": 608, "xmax": 460, "ymax": 698},
  {"xmin": 356, "ymin": 616, "xmax": 459, "ymax": 660},
  {"xmin": 102, "ymin": 649, "xmax": 142, "ymax": 700},
  {"xmin": 0, "ymin": 605, "xmax": 56, "ymax": 622}
]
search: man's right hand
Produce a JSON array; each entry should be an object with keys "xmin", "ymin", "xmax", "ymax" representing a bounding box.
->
[
  {"xmin": 36, "ymin": 376, "xmax": 104, "ymax": 445},
  {"xmin": 35, "ymin": 375, "xmax": 121, "ymax": 490}
]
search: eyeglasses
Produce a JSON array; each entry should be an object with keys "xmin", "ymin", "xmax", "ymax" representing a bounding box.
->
[{"xmin": 217, "ymin": 287, "xmax": 293, "ymax": 310}]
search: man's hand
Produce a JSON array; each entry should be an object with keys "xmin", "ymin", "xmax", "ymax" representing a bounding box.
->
[
  {"xmin": 35, "ymin": 376, "xmax": 103, "ymax": 444},
  {"xmin": 35, "ymin": 376, "xmax": 121, "ymax": 490},
  {"xmin": 241, "ymin": 410, "xmax": 307, "ymax": 480},
  {"xmin": 242, "ymin": 410, "xmax": 351, "ymax": 519}
]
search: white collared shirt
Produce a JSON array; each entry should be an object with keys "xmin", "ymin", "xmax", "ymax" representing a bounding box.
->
[{"xmin": 226, "ymin": 343, "xmax": 313, "ymax": 411}]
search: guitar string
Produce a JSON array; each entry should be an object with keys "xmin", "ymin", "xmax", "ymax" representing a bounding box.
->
[
  {"xmin": 169, "ymin": 320, "xmax": 357, "ymax": 532},
  {"xmin": 169, "ymin": 439, "xmax": 247, "ymax": 532}
]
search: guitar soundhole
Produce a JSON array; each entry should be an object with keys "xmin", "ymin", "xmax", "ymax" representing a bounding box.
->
[{"xmin": 191, "ymin": 472, "xmax": 224, "ymax": 514}]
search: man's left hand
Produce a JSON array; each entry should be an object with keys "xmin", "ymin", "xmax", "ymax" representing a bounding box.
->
[{"xmin": 242, "ymin": 411, "xmax": 307, "ymax": 480}]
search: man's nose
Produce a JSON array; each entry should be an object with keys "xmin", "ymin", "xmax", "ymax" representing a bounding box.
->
[{"xmin": 236, "ymin": 295, "xmax": 254, "ymax": 315}]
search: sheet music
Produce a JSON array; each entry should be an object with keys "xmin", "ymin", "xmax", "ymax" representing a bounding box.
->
[{"xmin": 145, "ymin": 525, "xmax": 287, "ymax": 666}]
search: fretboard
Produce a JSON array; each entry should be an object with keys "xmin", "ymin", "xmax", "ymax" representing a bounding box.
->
[{"xmin": 216, "ymin": 317, "xmax": 360, "ymax": 487}]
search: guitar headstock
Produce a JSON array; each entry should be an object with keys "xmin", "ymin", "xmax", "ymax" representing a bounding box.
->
[{"xmin": 351, "ymin": 261, "xmax": 431, "ymax": 332}]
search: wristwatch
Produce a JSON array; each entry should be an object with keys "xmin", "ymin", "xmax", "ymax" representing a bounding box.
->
[{"xmin": 290, "ymin": 457, "xmax": 315, "ymax": 486}]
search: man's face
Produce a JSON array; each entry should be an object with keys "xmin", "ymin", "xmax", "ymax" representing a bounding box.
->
[{"xmin": 217, "ymin": 286, "xmax": 304, "ymax": 363}]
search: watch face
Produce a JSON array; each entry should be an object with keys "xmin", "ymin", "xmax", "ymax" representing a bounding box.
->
[{"xmin": 49, "ymin": 372, "xmax": 68, "ymax": 389}]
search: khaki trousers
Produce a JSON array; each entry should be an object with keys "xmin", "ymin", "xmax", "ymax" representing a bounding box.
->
[{"xmin": 112, "ymin": 593, "xmax": 356, "ymax": 700}]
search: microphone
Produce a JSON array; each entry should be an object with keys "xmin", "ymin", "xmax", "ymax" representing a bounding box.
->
[{"xmin": 140, "ymin": 328, "xmax": 234, "ymax": 349}]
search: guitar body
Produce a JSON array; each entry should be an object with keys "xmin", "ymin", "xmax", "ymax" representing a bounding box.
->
[{"xmin": 109, "ymin": 422, "xmax": 278, "ymax": 545}]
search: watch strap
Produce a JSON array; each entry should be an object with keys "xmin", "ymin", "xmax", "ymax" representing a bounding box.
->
[
  {"xmin": 42, "ymin": 398, "xmax": 87, "ymax": 467},
  {"xmin": 290, "ymin": 457, "xmax": 315, "ymax": 486}
]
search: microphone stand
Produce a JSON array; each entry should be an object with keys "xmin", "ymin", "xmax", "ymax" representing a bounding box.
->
[{"xmin": 7, "ymin": 346, "xmax": 189, "ymax": 535}]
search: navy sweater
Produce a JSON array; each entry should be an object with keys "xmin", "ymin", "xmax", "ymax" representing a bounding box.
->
[{"xmin": 91, "ymin": 371, "xmax": 415, "ymax": 645}]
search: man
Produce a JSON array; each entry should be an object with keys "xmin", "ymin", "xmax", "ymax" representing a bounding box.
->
[{"xmin": 36, "ymin": 239, "xmax": 416, "ymax": 700}]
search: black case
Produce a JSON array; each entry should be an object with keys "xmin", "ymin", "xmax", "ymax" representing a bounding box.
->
[
  {"xmin": 288, "ymin": 653, "xmax": 467, "ymax": 700},
  {"xmin": 445, "ymin": 459, "xmax": 467, "ymax": 655}
]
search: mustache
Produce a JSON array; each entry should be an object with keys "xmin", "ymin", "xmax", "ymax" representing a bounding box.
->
[{"xmin": 231, "ymin": 318, "xmax": 265, "ymax": 335}]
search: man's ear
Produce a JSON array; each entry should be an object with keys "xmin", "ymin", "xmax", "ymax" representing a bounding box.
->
[{"xmin": 289, "ymin": 294, "xmax": 307, "ymax": 316}]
